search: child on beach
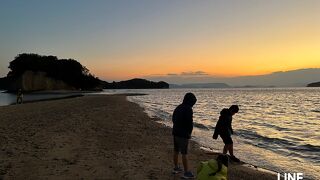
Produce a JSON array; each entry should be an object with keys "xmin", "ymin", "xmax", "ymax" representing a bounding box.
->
[
  {"xmin": 16, "ymin": 89, "xmax": 23, "ymax": 104},
  {"xmin": 172, "ymin": 92, "xmax": 197, "ymax": 179},
  {"xmin": 212, "ymin": 105, "xmax": 240, "ymax": 162}
]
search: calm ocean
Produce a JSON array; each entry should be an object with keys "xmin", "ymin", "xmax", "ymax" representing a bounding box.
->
[{"xmin": 102, "ymin": 88, "xmax": 320, "ymax": 180}]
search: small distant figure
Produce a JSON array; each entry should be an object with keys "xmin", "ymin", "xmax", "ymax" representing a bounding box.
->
[
  {"xmin": 172, "ymin": 92, "xmax": 197, "ymax": 179},
  {"xmin": 16, "ymin": 89, "xmax": 23, "ymax": 104},
  {"xmin": 213, "ymin": 105, "xmax": 240, "ymax": 162}
]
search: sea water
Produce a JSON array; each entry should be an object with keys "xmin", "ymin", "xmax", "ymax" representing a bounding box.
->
[
  {"xmin": 0, "ymin": 90, "xmax": 17, "ymax": 106},
  {"xmin": 0, "ymin": 90, "xmax": 82, "ymax": 106},
  {"xmin": 102, "ymin": 88, "xmax": 320, "ymax": 180}
]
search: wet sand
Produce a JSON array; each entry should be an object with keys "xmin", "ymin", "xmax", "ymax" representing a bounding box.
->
[{"xmin": 0, "ymin": 95, "xmax": 277, "ymax": 179}]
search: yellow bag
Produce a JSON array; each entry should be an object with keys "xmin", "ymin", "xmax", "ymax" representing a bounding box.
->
[{"xmin": 197, "ymin": 159, "xmax": 228, "ymax": 180}]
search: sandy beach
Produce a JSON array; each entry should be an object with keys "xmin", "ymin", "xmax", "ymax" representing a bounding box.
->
[{"xmin": 0, "ymin": 95, "xmax": 277, "ymax": 179}]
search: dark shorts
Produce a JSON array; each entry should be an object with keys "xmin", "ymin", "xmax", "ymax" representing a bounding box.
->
[
  {"xmin": 220, "ymin": 134, "xmax": 233, "ymax": 145},
  {"xmin": 173, "ymin": 136, "xmax": 189, "ymax": 154}
]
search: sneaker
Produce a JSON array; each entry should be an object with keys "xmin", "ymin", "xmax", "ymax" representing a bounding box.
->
[
  {"xmin": 181, "ymin": 171, "xmax": 195, "ymax": 179},
  {"xmin": 230, "ymin": 155, "xmax": 240, "ymax": 162},
  {"xmin": 172, "ymin": 166, "xmax": 183, "ymax": 174}
]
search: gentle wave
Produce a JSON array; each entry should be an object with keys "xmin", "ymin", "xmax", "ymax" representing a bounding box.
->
[
  {"xmin": 193, "ymin": 122, "xmax": 210, "ymax": 130},
  {"xmin": 236, "ymin": 129, "xmax": 320, "ymax": 163},
  {"xmin": 250, "ymin": 121, "xmax": 291, "ymax": 131},
  {"xmin": 311, "ymin": 110, "xmax": 320, "ymax": 113}
]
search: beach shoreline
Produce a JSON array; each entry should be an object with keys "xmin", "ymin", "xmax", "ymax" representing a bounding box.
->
[{"xmin": 0, "ymin": 95, "xmax": 277, "ymax": 179}]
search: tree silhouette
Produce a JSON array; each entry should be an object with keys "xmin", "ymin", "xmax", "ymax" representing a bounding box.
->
[
  {"xmin": 103, "ymin": 78, "xmax": 169, "ymax": 89},
  {"xmin": 7, "ymin": 53, "xmax": 101, "ymax": 90}
]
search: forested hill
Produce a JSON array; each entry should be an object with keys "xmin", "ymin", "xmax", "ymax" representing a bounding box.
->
[
  {"xmin": 3, "ymin": 53, "xmax": 101, "ymax": 91},
  {"xmin": 0, "ymin": 53, "xmax": 169, "ymax": 91},
  {"xmin": 103, "ymin": 79, "xmax": 169, "ymax": 89}
]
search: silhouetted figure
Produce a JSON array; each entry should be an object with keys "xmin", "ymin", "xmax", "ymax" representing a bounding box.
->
[
  {"xmin": 213, "ymin": 105, "xmax": 240, "ymax": 162},
  {"xmin": 172, "ymin": 92, "xmax": 197, "ymax": 179},
  {"xmin": 16, "ymin": 89, "xmax": 23, "ymax": 104}
]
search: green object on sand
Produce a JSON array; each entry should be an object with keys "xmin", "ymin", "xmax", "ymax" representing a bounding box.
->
[{"xmin": 197, "ymin": 159, "xmax": 228, "ymax": 180}]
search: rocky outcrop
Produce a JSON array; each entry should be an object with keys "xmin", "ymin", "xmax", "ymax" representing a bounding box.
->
[
  {"xmin": 307, "ymin": 82, "xmax": 320, "ymax": 87},
  {"xmin": 16, "ymin": 71, "xmax": 76, "ymax": 91},
  {"xmin": 5, "ymin": 53, "xmax": 101, "ymax": 91}
]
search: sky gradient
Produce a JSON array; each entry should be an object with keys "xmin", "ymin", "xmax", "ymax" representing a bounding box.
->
[{"xmin": 0, "ymin": 0, "xmax": 319, "ymax": 82}]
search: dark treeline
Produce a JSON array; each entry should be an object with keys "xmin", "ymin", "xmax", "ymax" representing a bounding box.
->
[
  {"xmin": 7, "ymin": 53, "xmax": 101, "ymax": 90},
  {"xmin": 104, "ymin": 78, "xmax": 169, "ymax": 89}
]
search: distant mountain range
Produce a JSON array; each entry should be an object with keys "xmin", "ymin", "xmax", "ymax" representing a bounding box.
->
[
  {"xmin": 170, "ymin": 83, "xmax": 230, "ymax": 88},
  {"xmin": 147, "ymin": 68, "xmax": 320, "ymax": 87},
  {"xmin": 226, "ymin": 68, "xmax": 320, "ymax": 87}
]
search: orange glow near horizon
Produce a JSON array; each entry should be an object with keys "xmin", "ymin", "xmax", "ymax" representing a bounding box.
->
[
  {"xmin": 89, "ymin": 33, "xmax": 320, "ymax": 80},
  {"xmin": 86, "ymin": 10, "xmax": 320, "ymax": 81}
]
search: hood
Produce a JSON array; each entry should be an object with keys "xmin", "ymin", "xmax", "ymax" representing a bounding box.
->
[
  {"xmin": 182, "ymin": 92, "xmax": 197, "ymax": 107},
  {"xmin": 220, "ymin": 108, "xmax": 230, "ymax": 116}
]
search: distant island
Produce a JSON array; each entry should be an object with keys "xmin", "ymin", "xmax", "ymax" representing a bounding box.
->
[
  {"xmin": 307, "ymin": 82, "xmax": 320, "ymax": 87},
  {"xmin": 0, "ymin": 53, "xmax": 169, "ymax": 92},
  {"xmin": 103, "ymin": 79, "xmax": 169, "ymax": 89},
  {"xmin": 170, "ymin": 83, "xmax": 230, "ymax": 88}
]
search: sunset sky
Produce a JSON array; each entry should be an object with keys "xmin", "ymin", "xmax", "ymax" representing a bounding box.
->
[{"xmin": 0, "ymin": 0, "xmax": 319, "ymax": 82}]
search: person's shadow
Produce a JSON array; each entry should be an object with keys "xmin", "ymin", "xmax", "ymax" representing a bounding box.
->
[{"xmin": 171, "ymin": 173, "xmax": 185, "ymax": 180}]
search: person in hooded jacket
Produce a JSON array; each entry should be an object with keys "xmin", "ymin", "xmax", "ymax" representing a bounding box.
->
[
  {"xmin": 172, "ymin": 92, "xmax": 197, "ymax": 179},
  {"xmin": 213, "ymin": 105, "xmax": 240, "ymax": 162}
]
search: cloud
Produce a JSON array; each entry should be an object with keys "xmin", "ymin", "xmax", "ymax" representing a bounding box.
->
[
  {"xmin": 147, "ymin": 71, "xmax": 209, "ymax": 78},
  {"xmin": 167, "ymin": 73, "xmax": 179, "ymax": 76},
  {"xmin": 180, "ymin": 71, "xmax": 209, "ymax": 76}
]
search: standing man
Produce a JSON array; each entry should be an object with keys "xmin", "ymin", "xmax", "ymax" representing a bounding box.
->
[
  {"xmin": 172, "ymin": 92, "xmax": 197, "ymax": 179},
  {"xmin": 213, "ymin": 105, "xmax": 240, "ymax": 162}
]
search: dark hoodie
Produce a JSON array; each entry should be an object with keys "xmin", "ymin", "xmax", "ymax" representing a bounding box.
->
[
  {"xmin": 213, "ymin": 108, "xmax": 233, "ymax": 139},
  {"xmin": 172, "ymin": 93, "xmax": 197, "ymax": 139}
]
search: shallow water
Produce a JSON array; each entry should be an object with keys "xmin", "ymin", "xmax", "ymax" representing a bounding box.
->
[
  {"xmin": 0, "ymin": 91, "xmax": 82, "ymax": 106},
  {"xmin": 102, "ymin": 88, "xmax": 320, "ymax": 180},
  {"xmin": 0, "ymin": 91, "xmax": 17, "ymax": 106}
]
